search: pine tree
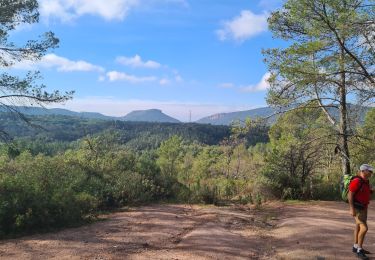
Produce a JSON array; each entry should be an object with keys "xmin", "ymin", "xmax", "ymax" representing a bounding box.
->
[
  {"xmin": 263, "ymin": 0, "xmax": 375, "ymax": 175},
  {"xmin": 0, "ymin": 0, "xmax": 73, "ymax": 135}
]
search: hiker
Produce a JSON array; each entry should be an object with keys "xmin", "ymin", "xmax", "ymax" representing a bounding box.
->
[{"xmin": 348, "ymin": 164, "xmax": 373, "ymax": 260}]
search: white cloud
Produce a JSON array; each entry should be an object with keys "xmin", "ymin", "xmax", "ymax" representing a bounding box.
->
[
  {"xmin": 107, "ymin": 61, "xmax": 183, "ymax": 85},
  {"xmin": 159, "ymin": 78, "xmax": 171, "ymax": 85},
  {"xmin": 116, "ymin": 55, "xmax": 161, "ymax": 69},
  {"xmin": 49, "ymin": 97, "xmax": 258, "ymax": 122},
  {"xmin": 241, "ymin": 72, "xmax": 271, "ymax": 92},
  {"xmin": 39, "ymin": 0, "xmax": 140, "ymax": 22},
  {"xmin": 216, "ymin": 10, "xmax": 268, "ymax": 42},
  {"xmin": 172, "ymin": 70, "xmax": 183, "ymax": 82},
  {"xmin": 11, "ymin": 53, "xmax": 104, "ymax": 73},
  {"xmin": 107, "ymin": 71, "xmax": 157, "ymax": 83},
  {"xmin": 39, "ymin": 0, "xmax": 188, "ymax": 22},
  {"xmin": 175, "ymin": 75, "xmax": 183, "ymax": 82},
  {"xmin": 42, "ymin": 54, "xmax": 105, "ymax": 72}
]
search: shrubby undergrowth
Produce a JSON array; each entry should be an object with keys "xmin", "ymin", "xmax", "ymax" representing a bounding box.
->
[
  {"xmin": 2, "ymin": 108, "xmax": 375, "ymax": 237},
  {"xmin": 0, "ymin": 125, "xmax": 268, "ymax": 237},
  {"xmin": 0, "ymin": 143, "xmax": 172, "ymax": 237}
]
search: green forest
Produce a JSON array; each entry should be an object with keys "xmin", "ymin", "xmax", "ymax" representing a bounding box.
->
[
  {"xmin": 1, "ymin": 106, "xmax": 375, "ymax": 237},
  {"xmin": 0, "ymin": 0, "xmax": 374, "ymax": 241}
]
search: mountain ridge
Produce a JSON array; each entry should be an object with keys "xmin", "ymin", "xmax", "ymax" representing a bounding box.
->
[
  {"xmin": 121, "ymin": 109, "xmax": 180, "ymax": 123},
  {"xmin": 0, "ymin": 106, "xmax": 180, "ymax": 123},
  {"xmin": 196, "ymin": 107, "xmax": 277, "ymax": 125},
  {"xmin": 0, "ymin": 106, "xmax": 276, "ymax": 125},
  {"xmin": 0, "ymin": 105, "xmax": 369, "ymax": 126}
]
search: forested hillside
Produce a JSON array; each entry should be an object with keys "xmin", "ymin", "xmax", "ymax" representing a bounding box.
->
[
  {"xmin": 0, "ymin": 110, "xmax": 272, "ymax": 237},
  {"xmin": 2, "ymin": 105, "xmax": 375, "ymax": 238},
  {"xmin": 0, "ymin": 112, "xmax": 238, "ymax": 151},
  {"xmin": 1, "ymin": 0, "xmax": 374, "ymax": 243}
]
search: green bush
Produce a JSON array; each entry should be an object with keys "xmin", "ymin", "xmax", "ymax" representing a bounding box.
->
[
  {"xmin": 0, "ymin": 154, "xmax": 98, "ymax": 237},
  {"xmin": 0, "ymin": 147, "xmax": 177, "ymax": 237}
]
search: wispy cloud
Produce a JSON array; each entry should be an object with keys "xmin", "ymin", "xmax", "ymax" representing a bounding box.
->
[
  {"xmin": 12, "ymin": 52, "xmax": 184, "ymax": 86},
  {"xmin": 116, "ymin": 55, "xmax": 161, "ymax": 69},
  {"xmin": 39, "ymin": 0, "xmax": 188, "ymax": 22},
  {"xmin": 106, "ymin": 71, "xmax": 157, "ymax": 83},
  {"xmin": 159, "ymin": 78, "xmax": 171, "ymax": 85},
  {"xmin": 173, "ymin": 70, "xmax": 183, "ymax": 82},
  {"xmin": 111, "ymin": 57, "xmax": 183, "ymax": 85},
  {"xmin": 42, "ymin": 54, "xmax": 105, "ymax": 72},
  {"xmin": 175, "ymin": 75, "xmax": 183, "ymax": 82},
  {"xmin": 216, "ymin": 10, "xmax": 268, "ymax": 42},
  {"xmin": 12, "ymin": 53, "xmax": 105, "ymax": 73},
  {"xmin": 241, "ymin": 72, "xmax": 271, "ymax": 92},
  {"xmin": 39, "ymin": 0, "xmax": 140, "ymax": 22}
]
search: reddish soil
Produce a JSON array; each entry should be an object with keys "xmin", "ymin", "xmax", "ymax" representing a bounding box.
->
[{"xmin": 0, "ymin": 201, "xmax": 373, "ymax": 259}]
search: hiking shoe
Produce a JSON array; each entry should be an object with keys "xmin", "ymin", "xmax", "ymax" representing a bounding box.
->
[
  {"xmin": 354, "ymin": 247, "xmax": 371, "ymax": 254},
  {"xmin": 357, "ymin": 249, "xmax": 369, "ymax": 260}
]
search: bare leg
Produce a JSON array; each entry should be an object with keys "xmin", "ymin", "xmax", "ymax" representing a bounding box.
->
[
  {"xmin": 358, "ymin": 223, "xmax": 368, "ymax": 248},
  {"xmin": 354, "ymin": 224, "xmax": 359, "ymax": 244}
]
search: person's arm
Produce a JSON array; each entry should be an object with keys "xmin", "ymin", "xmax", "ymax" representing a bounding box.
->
[{"xmin": 348, "ymin": 191, "xmax": 356, "ymax": 216}]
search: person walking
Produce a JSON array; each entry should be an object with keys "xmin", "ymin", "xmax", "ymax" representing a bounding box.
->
[{"xmin": 348, "ymin": 164, "xmax": 373, "ymax": 260}]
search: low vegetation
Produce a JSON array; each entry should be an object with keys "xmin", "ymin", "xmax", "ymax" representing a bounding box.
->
[
  {"xmin": 0, "ymin": 107, "xmax": 374, "ymax": 237},
  {"xmin": 0, "ymin": 0, "xmax": 374, "ymax": 240}
]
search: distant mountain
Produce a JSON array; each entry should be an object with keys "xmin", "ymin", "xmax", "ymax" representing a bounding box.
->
[
  {"xmin": 196, "ymin": 107, "xmax": 277, "ymax": 125},
  {"xmin": 196, "ymin": 105, "xmax": 371, "ymax": 126},
  {"xmin": 121, "ymin": 109, "xmax": 180, "ymax": 123},
  {"xmin": 0, "ymin": 106, "xmax": 180, "ymax": 123},
  {"xmin": 0, "ymin": 112, "xmax": 232, "ymax": 152},
  {"xmin": 1, "ymin": 105, "xmax": 370, "ymax": 126},
  {"xmin": 0, "ymin": 106, "xmax": 115, "ymax": 120}
]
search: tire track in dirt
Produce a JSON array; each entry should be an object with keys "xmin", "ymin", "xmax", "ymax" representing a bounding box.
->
[
  {"xmin": 0, "ymin": 203, "xmax": 278, "ymax": 260},
  {"xmin": 130, "ymin": 205, "xmax": 278, "ymax": 259}
]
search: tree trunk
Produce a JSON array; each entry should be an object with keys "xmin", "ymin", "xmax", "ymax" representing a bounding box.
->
[{"xmin": 339, "ymin": 45, "xmax": 351, "ymax": 175}]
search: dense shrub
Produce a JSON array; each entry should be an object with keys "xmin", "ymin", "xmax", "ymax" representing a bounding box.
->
[
  {"xmin": 0, "ymin": 147, "xmax": 178, "ymax": 237},
  {"xmin": 0, "ymin": 152, "xmax": 98, "ymax": 237},
  {"xmin": 3, "ymin": 111, "xmax": 368, "ymax": 238}
]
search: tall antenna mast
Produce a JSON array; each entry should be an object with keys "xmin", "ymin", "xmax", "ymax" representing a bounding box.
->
[{"xmin": 189, "ymin": 110, "xmax": 192, "ymax": 123}]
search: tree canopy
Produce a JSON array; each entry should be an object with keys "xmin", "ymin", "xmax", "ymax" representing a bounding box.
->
[
  {"xmin": 263, "ymin": 0, "xmax": 375, "ymax": 175},
  {"xmin": 0, "ymin": 0, "xmax": 73, "ymax": 134}
]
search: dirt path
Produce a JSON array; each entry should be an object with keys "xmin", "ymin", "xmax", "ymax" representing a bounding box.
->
[
  {"xmin": 0, "ymin": 201, "xmax": 373, "ymax": 259},
  {"xmin": 271, "ymin": 201, "xmax": 375, "ymax": 259}
]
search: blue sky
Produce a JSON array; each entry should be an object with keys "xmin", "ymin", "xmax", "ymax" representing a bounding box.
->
[{"xmin": 10, "ymin": 0, "xmax": 283, "ymax": 121}]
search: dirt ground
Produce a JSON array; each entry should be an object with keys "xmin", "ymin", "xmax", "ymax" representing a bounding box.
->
[{"xmin": 0, "ymin": 201, "xmax": 374, "ymax": 259}]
